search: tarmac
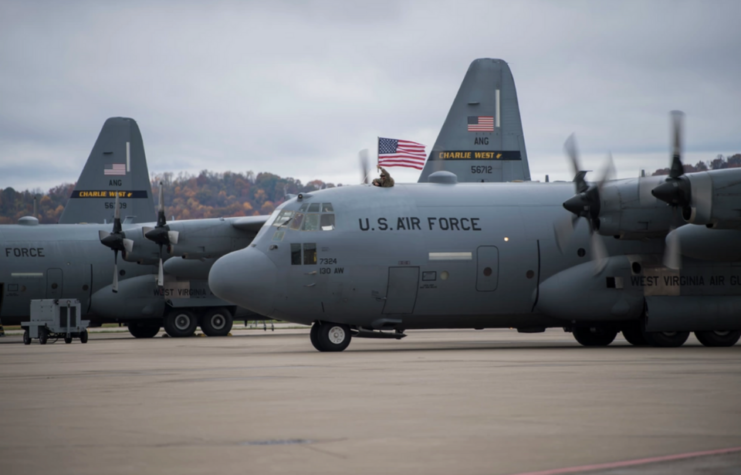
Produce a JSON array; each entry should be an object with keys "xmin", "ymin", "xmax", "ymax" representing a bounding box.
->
[{"xmin": 1, "ymin": 328, "xmax": 740, "ymax": 475}]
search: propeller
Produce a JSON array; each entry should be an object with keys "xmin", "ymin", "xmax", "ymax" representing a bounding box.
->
[
  {"xmin": 142, "ymin": 182, "xmax": 179, "ymax": 287},
  {"xmin": 651, "ymin": 111, "xmax": 692, "ymax": 216},
  {"xmin": 553, "ymin": 135, "xmax": 614, "ymax": 274},
  {"xmin": 651, "ymin": 111, "xmax": 691, "ymax": 269},
  {"xmin": 359, "ymin": 149, "xmax": 370, "ymax": 184},
  {"xmin": 98, "ymin": 192, "xmax": 134, "ymax": 293}
]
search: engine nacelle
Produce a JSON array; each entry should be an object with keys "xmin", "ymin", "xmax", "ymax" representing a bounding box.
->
[
  {"xmin": 683, "ymin": 169, "xmax": 741, "ymax": 227},
  {"xmin": 163, "ymin": 257, "xmax": 216, "ymax": 280},
  {"xmin": 537, "ymin": 256, "xmax": 644, "ymax": 321},
  {"xmin": 669, "ymin": 226, "xmax": 741, "ymax": 262},
  {"xmin": 596, "ymin": 176, "xmax": 681, "ymax": 239},
  {"xmin": 90, "ymin": 274, "xmax": 165, "ymax": 320}
]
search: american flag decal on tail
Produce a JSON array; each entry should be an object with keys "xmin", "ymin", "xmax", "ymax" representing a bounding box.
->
[
  {"xmin": 104, "ymin": 164, "xmax": 126, "ymax": 176},
  {"xmin": 468, "ymin": 116, "xmax": 494, "ymax": 132}
]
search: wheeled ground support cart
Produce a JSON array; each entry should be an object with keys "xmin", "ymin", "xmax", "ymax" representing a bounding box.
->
[{"xmin": 22, "ymin": 299, "xmax": 90, "ymax": 345}]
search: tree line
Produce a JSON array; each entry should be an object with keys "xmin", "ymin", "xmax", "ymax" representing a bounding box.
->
[{"xmin": 0, "ymin": 171, "xmax": 339, "ymax": 224}]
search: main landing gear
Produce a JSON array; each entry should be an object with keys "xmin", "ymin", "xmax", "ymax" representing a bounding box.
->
[
  {"xmin": 694, "ymin": 330, "xmax": 741, "ymax": 347},
  {"xmin": 310, "ymin": 321, "xmax": 352, "ymax": 352}
]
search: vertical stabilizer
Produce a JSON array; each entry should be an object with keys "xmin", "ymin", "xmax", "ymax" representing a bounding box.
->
[
  {"xmin": 418, "ymin": 58, "xmax": 531, "ymax": 183},
  {"xmin": 59, "ymin": 118, "xmax": 156, "ymax": 224}
]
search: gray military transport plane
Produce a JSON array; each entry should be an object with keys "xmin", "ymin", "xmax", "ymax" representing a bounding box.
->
[
  {"xmin": 0, "ymin": 118, "xmax": 267, "ymax": 338},
  {"xmin": 208, "ymin": 59, "xmax": 741, "ymax": 352}
]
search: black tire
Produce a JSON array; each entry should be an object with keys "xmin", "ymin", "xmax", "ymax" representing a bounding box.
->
[
  {"xmin": 695, "ymin": 330, "xmax": 741, "ymax": 347},
  {"xmin": 163, "ymin": 309, "xmax": 198, "ymax": 338},
  {"xmin": 23, "ymin": 329, "xmax": 31, "ymax": 345},
  {"xmin": 309, "ymin": 323, "xmax": 320, "ymax": 349},
  {"xmin": 643, "ymin": 331, "xmax": 689, "ymax": 348},
  {"xmin": 573, "ymin": 327, "xmax": 617, "ymax": 347},
  {"xmin": 312, "ymin": 322, "xmax": 351, "ymax": 352},
  {"xmin": 200, "ymin": 308, "xmax": 233, "ymax": 337},
  {"xmin": 127, "ymin": 321, "xmax": 161, "ymax": 339},
  {"xmin": 64, "ymin": 335, "xmax": 72, "ymax": 344},
  {"xmin": 622, "ymin": 322, "xmax": 648, "ymax": 346},
  {"xmin": 38, "ymin": 327, "xmax": 48, "ymax": 345},
  {"xmin": 80, "ymin": 329, "xmax": 88, "ymax": 344}
]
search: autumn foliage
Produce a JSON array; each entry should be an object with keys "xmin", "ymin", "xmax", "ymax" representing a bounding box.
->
[{"xmin": 0, "ymin": 170, "xmax": 339, "ymax": 224}]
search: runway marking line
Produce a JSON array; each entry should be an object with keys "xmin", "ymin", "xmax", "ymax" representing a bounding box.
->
[{"xmin": 510, "ymin": 446, "xmax": 741, "ymax": 475}]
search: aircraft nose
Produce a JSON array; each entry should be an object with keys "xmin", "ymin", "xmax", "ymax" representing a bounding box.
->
[{"xmin": 209, "ymin": 248, "xmax": 276, "ymax": 317}]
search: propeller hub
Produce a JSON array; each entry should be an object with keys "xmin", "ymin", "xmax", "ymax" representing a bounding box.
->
[{"xmin": 652, "ymin": 178, "xmax": 691, "ymax": 207}]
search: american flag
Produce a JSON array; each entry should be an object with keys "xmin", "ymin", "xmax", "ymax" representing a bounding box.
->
[
  {"xmin": 104, "ymin": 164, "xmax": 126, "ymax": 176},
  {"xmin": 378, "ymin": 138, "xmax": 427, "ymax": 170},
  {"xmin": 468, "ymin": 116, "xmax": 494, "ymax": 132}
]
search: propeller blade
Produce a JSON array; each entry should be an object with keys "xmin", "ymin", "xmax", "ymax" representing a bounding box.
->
[
  {"xmin": 596, "ymin": 152, "xmax": 616, "ymax": 190},
  {"xmin": 112, "ymin": 251, "xmax": 119, "ymax": 293},
  {"xmin": 590, "ymin": 232, "xmax": 609, "ymax": 275},
  {"xmin": 167, "ymin": 230, "xmax": 179, "ymax": 245},
  {"xmin": 123, "ymin": 238, "xmax": 134, "ymax": 254},
  {"xmin": 157, "ymin": 258, "xmax": 164, "ymax": 287},
  {"xmin": 669, "ymin": 111, "xmax": 684, "ymax": 179},
  {"xmin": 359, "ymin": 149, "xmax": 370, "ymax": 184},
  {"xmin": 98, "ymin": 230, "xmax": 111, "ymax": 241},
  {"xmin": 158, "ymin": 182, "xmax": 165, "ymax": 213},
  {"xmin": 553, "ymin": 215, "xmax": 577, "ymax": 253},
  {"xmin": 663, "ymin": 228, "xmax": 682, "ymax": 270}
]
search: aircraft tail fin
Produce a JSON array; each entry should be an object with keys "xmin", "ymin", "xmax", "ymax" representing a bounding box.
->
[
  {"xmin": 59, "ymin": 117, "xmax": 156, "ymax": 224},
  {"xmin": 418, "ymin": 58, "xmax": 531, "ymax": 183}
]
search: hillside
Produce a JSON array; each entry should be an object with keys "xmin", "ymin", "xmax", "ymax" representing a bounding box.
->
[{"xmin": 0, "ymin": 171, "xmax": 339, "ymax": 224}]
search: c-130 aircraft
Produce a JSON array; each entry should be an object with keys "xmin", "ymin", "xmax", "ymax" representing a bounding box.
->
[
  {"xmin": 209, "ymin": 58, "xmax": 741, "ymax": 352},
  {"xmin": 0, "ymin": 118, "xmax": 267, "ymax": 338}
]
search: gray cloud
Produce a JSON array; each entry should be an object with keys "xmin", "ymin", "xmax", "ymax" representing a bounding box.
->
[{"xmin": 1, "ymin": 0, "xmax": 739, "ymax": 191}]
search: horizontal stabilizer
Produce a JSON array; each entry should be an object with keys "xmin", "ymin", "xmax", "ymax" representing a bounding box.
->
[{"xmin": 418, "ymin": 58, "xmax": 531, "ymax": 183}]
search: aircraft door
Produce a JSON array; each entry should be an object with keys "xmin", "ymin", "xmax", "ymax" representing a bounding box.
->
[
  {"xmin": 382, "ymin": 267, "xmax": 419, "ymax": 314},
  {"xmin": 46, "ymin": 268, "xmax": 63, "ymax": 299},
  {"xmin": 476, "ymin": 246, "xmax": 499, "ymax": 291}
]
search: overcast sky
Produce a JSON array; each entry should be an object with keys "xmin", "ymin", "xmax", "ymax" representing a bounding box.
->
[{"xmin": 1, "ymin": 0, "xmax": 740, "ymax": 191}]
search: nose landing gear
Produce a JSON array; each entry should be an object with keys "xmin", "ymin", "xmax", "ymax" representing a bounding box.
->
[{"xmin": 310, "ymin": 322, "xmax": 351, "ymax": 352}]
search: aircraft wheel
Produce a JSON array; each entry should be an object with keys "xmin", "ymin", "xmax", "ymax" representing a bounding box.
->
[
  {"xmin": 23, "ymin": 330, "xmax": 31, "ymax": 345},
  {"xmin": 38, "ymin": 327, "xmax": 48, "ymax": 345},
  {"xmin": 573, "ymin": 327, "xmax": 617, "ymax": 347},
  {"xmin": 694, "ymin": 330, "xmax": 741, "ymax": 347},
  {"xmin": 643, "ymin": 331, "xmax": 689, "ymax": 348},
  {"xmin": 200, "ymin": 308, "xmax": 233, "ymax": 337},
  {"xmin": 164, "ymin": 309, "xmax": 197, "ymax": 338},
  {"xmin": 312, "ymin": 322, "xmax": 351, "ymax": 352},
  {"xmin": 127, "ymin": 321, "xmax": 161, "ymax": 339},
  {"xmin": 80, "ymin": 329, "xmax": 89, "ymax": 344},
  {"xmin": 64, "ymin": 335, "xmax": 72, "ymax": 344},
  {"xmin": 622, "ymin": 322, "xmax": 648, "ymax": 346}
]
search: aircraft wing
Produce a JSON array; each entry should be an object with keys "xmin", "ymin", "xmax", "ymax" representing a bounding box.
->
[{"xmin": 230, "ymin": 215, "xmax": 271, "ymax": 233}]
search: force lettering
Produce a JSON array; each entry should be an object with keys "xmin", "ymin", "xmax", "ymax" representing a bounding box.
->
[{"xmin": 358, "ymin": 217, "xmax": 482, "ymax": 231}]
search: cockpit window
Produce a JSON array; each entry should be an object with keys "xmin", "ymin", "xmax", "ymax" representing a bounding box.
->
[
  {"xmin": 320, "ymin": 214, "xmax": 335, "ymax": 231},
  {"xmin": 291, "ymin": 244, "xmax": 302, "ymax": 265},
  {"xmin": 303, "ymin": 243, "xmax": 317, "ymax": 265},
  {"xmin": 289, "ymin": 212, "xmax": 304, "ymax": 231},
  {"xmin": 273, "ymin": 210, "xmax": 294, "ymax": 227},
  {"xmin": 321, "ymin": 203, "xmax": 334, "ymax": 212},
  {"xmin": 308, "ymin": 203, "xmax": 320, "ymax": 212},
  {"xmin": 302, "ymin": 213, "xmax": 320, "ymax": 231}
]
